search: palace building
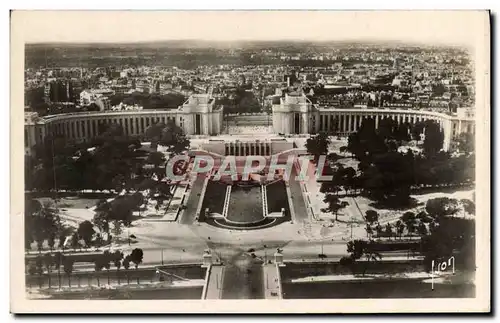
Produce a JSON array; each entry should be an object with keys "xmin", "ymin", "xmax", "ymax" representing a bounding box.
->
[
  {"xmin": 24, "ymin": 94, "xmax": 224, "ymax": 155},
  {"xmin": 25, "ymin": 92, "xmax": 475, "ymax": 155},
  {"xmin": 271, "ymin": 92, "xmax": 475, "ymax": 151}
]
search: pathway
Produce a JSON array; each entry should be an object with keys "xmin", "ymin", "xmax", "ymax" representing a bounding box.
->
[
  {"xmin": 288, "ymin": 167, "xmax": 309, "ymax": 223},
  {"xmin": 179, "ymin": 174, "xmax": 206, "ymax": 225},
  {"xmin": 220, "ymin": 253, "xmax": 264, "ymax": 299}
]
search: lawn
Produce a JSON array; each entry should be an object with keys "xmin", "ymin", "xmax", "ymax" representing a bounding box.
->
[
  {"xmin": 226, "ymin": 185, "xmax": 264, "ymax": 223},
  {"xmin": 37, "ymin": 197, "xmax": 101, "ymax": 210}
]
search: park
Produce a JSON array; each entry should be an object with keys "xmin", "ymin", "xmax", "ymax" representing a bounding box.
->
[{"xmin": 24, "ymin": 114, "xmax": 476, "ymax": 299}]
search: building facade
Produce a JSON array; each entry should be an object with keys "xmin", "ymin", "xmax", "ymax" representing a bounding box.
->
[
  {"xmin": 24, "ymin": 94, "xmax": 224, "ymax": 155},
  {"xmin": 25, "ymin": 92, "xmax": 475, "ymax": 155},
  {"xmin": 272, "ymin": 93, "xmax": 475, "ymax": 151}
]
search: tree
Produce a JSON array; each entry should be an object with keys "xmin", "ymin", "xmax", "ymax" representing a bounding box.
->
[
  {"xmin": 365, "ymin": 224, "xmax": 373, "ymax": 239},
  {"xmin": 417, "ymin": 222, "xmax": 428, "ymax": 236},
  {"xmin": 102, "ymin": 251, "xmax": 112, "ymax": 285},
  {"xmin": 375, "ymin": 224, "xmax": 383, "ymax": 239},
  {"xmin": 425, "ymin": 197, "xmax": 460, "ymax": 219},
  {"xmin": 321, "ymin": 195, "xmax": 349, "ymax": 221},
  {"xmin": 423, "ymin": 120, "xmax": 444, "ymax": 156},
  {"xmin": 384, "ymin": 223, "xmax": 393, "ymax": 240},
  {"xmin": 63, "ymin": 258, "xmax": 74, "ymax": 289},
  {"xmin": 416, "ymin": 211, "xmax": 433, "ymax": 223},
  {"xmin": 108, "ymin": 196, "xmax": 134, "ymax": 227},
  {"xmin": 411, "ymin": 122, "xmax": 425, "ymax": 143},
  {"xmin": 346, "ymin": 239, "xmax": 365, "ymax": 261},
  {"xmin": 130, "ymin": 248, "xmax": 144, "ymax": 269},
  {"xmin": 53, "ymin": 252, "xmax": 64, "ymax": 289},
  {"xmin": 402, "ymin": 212, "xmax": 418, "ymax": 238},
  {"xmin": 461, "ymin": 199, "xmax": 475, "ymax": 217},
  {"xmin": 158, "ymin": 121, "xmax": 191, "ymax": 157},
  {"xmin": 58, "ymin": 228, "xmax": 70, "ymax": 251},
  {"xmin": 395, "ymin": 220, "xmax": 405, "ymax": 240},
  {"xmin": 25, "ymin": 198, "xmax": 61, "ymax": 253},
  {"xmin": 421, "ymin": 217, "xmax": 475, "ymax": 271},
  {"xmin": 42, "ymin": 253, "xmax": 53, "ymax": 288},
  {"xmin": 70, "ymin": 232, "xmax": 81, "ymax": 251},
  {"xmin": 365, "ymin": 210, "xmax": 379, "ymax": 226},
  {"xmin": 111, "ymin": 220, "xmax": 123, "ymax": 241},
  {"xmin": 77, "ymin": 221, "xmax": 95, "ymax": 248},
  {"xmin": 123, "ymin": 255, "xmax": 131, "ymax": 284},
  {"xmin": 113, "ymin": 251, "xmax": 124, "ymax": 285},
  {"xmin": 47, "ymin": 232, "xmax": 56, "ymax": 251},
  {"xmin": 428, "ymin": 221, "xmax": 437, "ymax": 234},
  {"xmin": 305, "ymin": 132, "xmax": 331, "ymax": 163},
  {"xmin": 93, "ymin": 233, "xmax": 104, "ymax": 248},
  {"xmin": 93, "ymin": 211, "xmax": 111, "ymax": 241},
  {"xmin": 94, "ymin": 256, "xmax": 104, "ymax": 287},
  {"xmin": 339, "ymin": 256, "xmax": 355, "ymax": 274},
  {"xmin": 33, "ymin": 256, "xmax": 44, "ymax": 288},
  {"xmin": 130, "ymin": 248, "xmax": 144, "ymax": 284},
  {"xmin": 395, "ymin": 123, "xmax": 411, "ymax": 143},
  {"xmin": 346, "ymin": 239, "xmax": 382, "ymax": 276},
  {"xmin": 34, "ymin": 227, "xmax": 45, "ymax": 253},
  {"xmin": 342, "ymin": 167, "xmax": 357, "ymax": 194},
  {"xmin": 146, "ymin": 181, "xmax": 173, "ymax": 209},
  {"xmin": 146, "ymin": 151, "xmax": 166, "ymax": 168},
  {"xmin": 456, "ymin": 132, "xmax": 474, "ymax": 155}
]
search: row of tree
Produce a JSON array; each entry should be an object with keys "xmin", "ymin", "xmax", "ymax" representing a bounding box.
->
[
  {"xmin": 108, "ymin": 92, "xmax": 186, "ymax": 110},
  {"xmin": 25, "ymin": 199, "xmax": 64, "ymax": 252},
  {"xmin": 27, "ymin": 248, "xmax": 144, "ymax": 289},
  {"xmin": 26, "ymin": 120, "xmax": 190, "ymax": 192},
  {"xmin": 306, "ymin": 120, "xmax": 474, "ymax": 208},
  {"xmin": 219, "ymin": 87, "xmax": 262, "ymax": 115},
  {"xmin": 338, "ymin": 197, "xmax": 475, "ymax": 275}
]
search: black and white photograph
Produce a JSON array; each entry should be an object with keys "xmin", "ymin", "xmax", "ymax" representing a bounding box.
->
[{"xmin": 10, "ymin": 10, "xmax": 490, "ymax": 313}]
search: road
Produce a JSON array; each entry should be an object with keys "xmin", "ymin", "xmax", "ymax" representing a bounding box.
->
[
  {"xmin": 26, "ymin": 264, "xmax": 206, "ymax": 289},
  {"xmin": 30, "ymin": 285, "xmax": 204, "ymax": 300},
  {"xmin": 220, "ymin": 253, "xmax": 264, "ymax": 299},
  {"xmin": 31, "ymin": 239, "xmax": 419, "ymax": 275}
]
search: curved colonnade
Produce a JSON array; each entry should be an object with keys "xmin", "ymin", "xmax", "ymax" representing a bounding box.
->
[
  {"xmin": 273, "ymin": 107, "xmax": 475, "ymax": 151},
  {"xmin": 25, "ymin": 105, "xmax": 474, "ymax": 153}
]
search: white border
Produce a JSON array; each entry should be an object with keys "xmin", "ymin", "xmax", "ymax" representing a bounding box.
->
[{"xmin": 3, "ymin": 3, "xmax": 495, "ymax": 319}]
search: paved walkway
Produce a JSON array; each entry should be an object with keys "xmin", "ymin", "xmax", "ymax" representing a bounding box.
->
[
  {"xmin": 220, "ymin": 253, "xmax": 264, "ymax": 299},
  {"xmin": 262, "ymin": 264, "xmax": 282, "ymax": 299},
  {"xmin": 204, "ymin": 266, "xmax": 224, "ymax": 299},
  {"xmin": 288, "ymin": 167, "xmax": 309, "ymax": 223},
  {"xmin": 160, "ymin": 183, "xmax": 188, "ymax": 221},
  {"xmin": 179, "ymin": 174, "xmax": 206, "ymax": 225}
]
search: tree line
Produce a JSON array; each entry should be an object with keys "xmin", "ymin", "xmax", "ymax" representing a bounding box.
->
[
  {"xmin": 108, "ymin": 92, "xmax": 186, "ymax": 110},
  {"xmin": 339, "ymin": 196, "xmax": 475, "ymax": 275},
  {"xmin": 307, "ymin": 118, "xmax": 474, "ymax": 208},
  {"xmin": 25, "ymin": 121, "xmax": 190, "ymax": 192},
  {"xmin": 27, "ymin": 248, "xmax": 145, "ymax": 289}
]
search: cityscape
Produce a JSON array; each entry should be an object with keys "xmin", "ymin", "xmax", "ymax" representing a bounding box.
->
[{"xmin": 18, "ymin": 11, "xmax": 483, "ymax": 309}]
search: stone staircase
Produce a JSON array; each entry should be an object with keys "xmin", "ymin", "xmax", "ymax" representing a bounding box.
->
[{"xmin": 221, "ymin": 185, "xmax": 232, "ymax": 219}]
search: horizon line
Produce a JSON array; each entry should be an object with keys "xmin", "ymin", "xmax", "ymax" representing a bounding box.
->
[{"xmin": 25, "ymin": 38, "xmax": 466, "ymax": 47}]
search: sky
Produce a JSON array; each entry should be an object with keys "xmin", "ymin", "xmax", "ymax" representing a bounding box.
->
[{"xmin": 12, "ymin": 10, "xmax": 488, "ymax": 48}]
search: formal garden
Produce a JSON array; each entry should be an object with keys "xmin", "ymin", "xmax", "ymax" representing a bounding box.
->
[{"xmin": 300, "ymin": 118, "xmax": 476, "ymax": 275}]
